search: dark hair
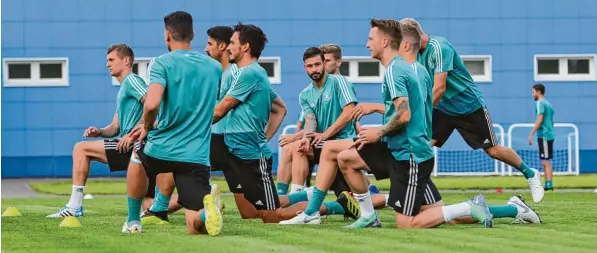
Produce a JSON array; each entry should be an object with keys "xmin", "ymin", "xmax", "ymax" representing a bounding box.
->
[
  {"xmin": 164, "ymin": 11, "xmax": 194, "ymax": 42},
  {"xmin": 319, "ymin": 44, "xmax": 342, "ymax": 60},
  {"xmin": 207, "ymin": 26, "xmax": 234, "ymax": 45},
  {"xmin": 303, "ymin": 47, "xmax": 324, "ymax": 62},
  {"xmin": 233, "ymin": 23, "xmax": 268, "ymax": 59},
  {"xmin": 370, "ymin": 19, "xmax": 403, "ymax": 49},
  {"xmin": 533, "ymin": 83, "xmax": 545, "ymax": 95},
  {"xmin": 107, "ymin": 44, "xmax": 134, "ymax": 63}
]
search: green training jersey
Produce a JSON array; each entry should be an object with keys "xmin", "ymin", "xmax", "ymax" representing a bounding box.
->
[
  {"xmin": 417, "ymin": 36, "xmax": 485, "ymax": 116},
  {"xmin": 382, "ymin": 56, "xmax": 434, "ymax": 163},
  {"xmin": 116, "ymin": 73, "xmax": 147, "ymax": 137},
  {"xmin": 535, "ymin": 98, "xmax": 555, "ymax": 140},
  {"xmin": 299, "ymin": 74, "xmax": 358, "ymax": 139},
  {"xmin": 224, "ymin": 61, "xmax": 277, "ymax": 160},
  {"xmin": 212, "ymin": 64, "xmax": 239, "ymax": 134},
  {"xmin": 412, "ymin": 62, "xmax": 434, "ymax": 139},
  {"xmin": 145, "ymin": 50, "xmax": 221, "ymax": 165}
]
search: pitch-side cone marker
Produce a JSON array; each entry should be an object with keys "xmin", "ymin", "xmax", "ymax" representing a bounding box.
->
[
  {"xmin": 2, "ymin": 207, "xmax": 22, "ymax": 217},
  {"xmin": 59, "ymin": 216, "xmax": 82, "ymax": 227}
]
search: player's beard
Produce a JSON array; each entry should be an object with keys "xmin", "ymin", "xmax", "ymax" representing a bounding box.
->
[
  {"xmin": 309, "ymin": 71, "xmax": 323, "ymax": 81},
  {"xmin": 167, "ymin": 45, "xmax": 172, "ymax": 52}
]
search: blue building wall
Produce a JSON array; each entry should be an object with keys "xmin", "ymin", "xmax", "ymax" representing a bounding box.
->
[{"xmin": 2, "ymin": 0, "xmax": 596, "ymax": 177}]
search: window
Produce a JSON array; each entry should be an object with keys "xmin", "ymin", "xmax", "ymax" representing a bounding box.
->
[
  {"xmin": 534, "ymin": 54, "xmax": 597, "ymax": 81},
  {"xmin": 112, "ymin": 58, "xmax": 153, "ymax": 85},
  {"xmin": 257, "ymin": 57, "xmax": 281, "ymax": 84},
  {"xmin": 3, "ymin": 58, "xmax": 69, "ymax": 87},
  {"xmin": 461, "ymin": 55, "xmax": 492, "ymax": 83},
  {"xmin": 340, "ymin": 57, "xmax": 384, "ymax": 83}
]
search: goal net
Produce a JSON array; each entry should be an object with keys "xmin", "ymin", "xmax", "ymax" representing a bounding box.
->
[
  {"xmin": 433, "ymin": 124, "xmax": 506, "ymax": 176},
  {"xmin": 507, "ymin": 123, "xmax": 579, "ymax": 175}
]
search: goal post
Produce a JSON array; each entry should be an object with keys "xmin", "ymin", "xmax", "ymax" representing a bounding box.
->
[{"xmin": 506, "ymin": 123, "xmax": 580, "ymax": 176}]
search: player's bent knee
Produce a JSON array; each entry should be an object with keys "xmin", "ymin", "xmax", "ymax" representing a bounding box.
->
[{"xmin": 337, "ymin": 149, "xmax": 361, "ymax": 171}]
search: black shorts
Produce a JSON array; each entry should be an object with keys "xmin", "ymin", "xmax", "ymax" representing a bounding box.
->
[
  {"xmin": 212, "ymin": 134, "xmax": 245, "ymax": 193},
  {"xmin": 136, "ymin": 144, "xmax": 211, "ymax": 211},
  {"xmin": 330, "ymin": 171, "xmax": 351, "ymax": 197},
  {"xmin": 355, "ymin": 139, "xmax": 395, "ymax": 180},
  {"xmin": 228, "ymin": 154, "xmax": 280, "ymax": 210},
  {"xmin": 538, "ymin": 138, "xmax": 554, "ymax": 160},
  {"xmin": 387, "ymin": 157, "xmax": 435, "ymax": 216},
  {"xmin": 305, "ymin": 141, "xmax": 324, "ymax": 187},
  {"xmin": 210, "ymin": 134, "xmax": 230, "ymax": 172},
  {"xmin": 422, "ymin": 180, "xmax": 442, "ymax": 205},
  {"xmin": 355, "ymin": 139, "xmax": 441, "ymax": 204},
  {"xmin": 432, "ymin": 107, "xmax": 498, "ymax": 150},
  {"xmin": 104, "ymin": 139, "xmax": 133, "ymax": 172}
]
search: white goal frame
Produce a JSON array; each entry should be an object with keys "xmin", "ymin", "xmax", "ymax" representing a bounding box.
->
[
  {"xmin": 278, "ymin": 123, "xmax": 505, "ymax": 177},
  {"xmin": 506, "ymin": 123, "xmax": 580, "ymax": 176}
]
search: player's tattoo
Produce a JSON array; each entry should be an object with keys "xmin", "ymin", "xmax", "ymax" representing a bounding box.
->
[
  {"xmin": 377, "ymin": 98, "xmax": 409, "ymax": 138},
  {"xmin": 303, "ymin": 113, "xmax": 317, "ymax": 133}
]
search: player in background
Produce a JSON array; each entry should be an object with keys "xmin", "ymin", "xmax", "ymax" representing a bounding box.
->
[
  {"xmin": 276, "ymin": 43, "xmax": 346, "ymax": 195},
  {"xmin": 529, "ymin": 84, "xmax": 555, "ymax": 191},
  {"xmin": 123, "ymin": 11, "xmax": 223, "ymax": 235},
  {"xmin": 205, "ymin": 25, "xmax": 240, "ymax": 210},
  {"xmin": 400, "ymin": 18, "xmax": 544, "ymax": 203},
  {"xmin": 48, "ymin": 44, "xmax": 148, "ymax": 218},
  {"xmin": 348, "ymin": 22, "xmax": 540, "ymax": 225},
  {"xmin": 290, "ymin": 46, "xmax": 358, "ymax": 197}
]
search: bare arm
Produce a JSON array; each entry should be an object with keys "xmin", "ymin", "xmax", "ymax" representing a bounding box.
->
[
  {"xmin": 529, "ymin": 114, "xmax": 544, "ymax": 138},
  {"xmin": 213, "ymin": 95, "xmax": 241, "ymax": 124},
  {"xmin": 142, "ymin": 84, "xmax": 165, "ymax": 132},
  {"xmin": 377, "ymin": 97, "xmax": 411, "ymax": 138},
  {"xmin": 432, "ymin": 72, "xmax": 448, "ymax": 107},
  {"xmin": 322, "ymin": 103, "xmax": 356, "ymax": 139},
  {"xmin": 99, "ymin": 113, "xmax": 120, "ymax": 138},
  {"xmin": 302, "ymin": 113, "xmax": 317, "ymax": 134},
  {"xmin": 265, "ymin": 96, "xmax": 287, "ymax": 141},
  {"xmin": 296, "ymin": 121, "xmax": 304, "ymax": 131}
]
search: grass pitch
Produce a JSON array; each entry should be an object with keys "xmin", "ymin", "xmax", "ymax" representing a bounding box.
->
[{"xmin": 2, "ymin": 177, "xmax": 597, "ymax": 253}]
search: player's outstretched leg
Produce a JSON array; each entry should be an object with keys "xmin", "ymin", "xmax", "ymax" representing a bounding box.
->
[
  {"xmin": 484, "ymin": 145, "xmax": 544, "ymax": 203},
  {"xmin": 48, "ymin": 140, "xmax": 108, "ymax": 218},
  {"xmin": 392, "ymin": 194, "xmax": 493, "ymax": 229}
]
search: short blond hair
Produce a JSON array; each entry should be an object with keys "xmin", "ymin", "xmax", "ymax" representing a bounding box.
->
[
  {"xmin": 400, "ymin": 22, "xmax": 421, "ymax": 50},
  {"xmin": 319, "ymin": 44, "xmax": 342, "ymax": 60},
  {"xmin": 399, "ymin": 18, "xmax": 425, "ymax": 36}
]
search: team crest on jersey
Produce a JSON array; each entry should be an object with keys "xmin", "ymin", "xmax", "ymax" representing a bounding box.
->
[
  {"xmin": 323, "ymin": 91, "xmax": 332, "ymax": 102},
  {"xmin": 427, "ymin": 54, "xmax": 436, "ymax": 70}
]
